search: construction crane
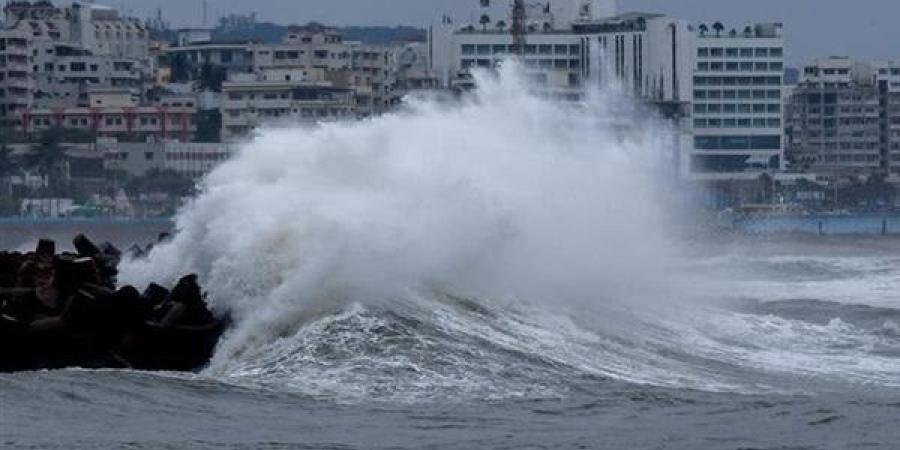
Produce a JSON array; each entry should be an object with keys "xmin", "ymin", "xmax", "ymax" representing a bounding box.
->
[{"xmin": 510, "ymin": 0, "xmax": 527, "ymax": 56}]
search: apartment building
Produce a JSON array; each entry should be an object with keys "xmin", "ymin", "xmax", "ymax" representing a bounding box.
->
[
  {"xmin": 0, "ymin": 26, "xmax": 32, "ymax": 128},
  {"xmin": 220, "ymin": 71, "xmax": 354, "ymax": 141},
  {"xmin": 787, "ymin": 58, "xmax": 881, "ymax": 177},
  {"xmin": 0, "ymin": 1, "xmax": 152, "ymax": 133},
  {"xmin": 252, "ymin": 24, "xmax": 398, "ymax": 116},
  {"xmin": 21, "ymin": 89, "xmax": 197, "ymax": 141},
  {"xmin": 876, "ymin": 61, "xmax": 900, "ymax": 178},
  {"xmin": 787, "ymin": 58, "xmax": 900, "ymax": 181}
]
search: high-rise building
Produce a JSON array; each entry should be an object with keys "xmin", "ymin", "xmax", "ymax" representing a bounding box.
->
[{"xmin": 689, "ymin": 23, "xmax": 785, "ymax": 179}]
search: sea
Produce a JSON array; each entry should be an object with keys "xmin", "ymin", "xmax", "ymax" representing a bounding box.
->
[{"xmin": 2, "ymin": 64, "xmax": 899, "ymax": 449}]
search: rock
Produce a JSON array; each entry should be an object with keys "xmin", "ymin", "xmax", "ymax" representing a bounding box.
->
[
  {"xmin": 36, "ymin": 239, "xmax": 56, "ymax": 257},
  {"xmin": 73, "ymin": 234, "xmax": 101, "ymax": 258},
  {"xmin": 0, "ymin": 235, "xmax": 227, "ymax": 373}
]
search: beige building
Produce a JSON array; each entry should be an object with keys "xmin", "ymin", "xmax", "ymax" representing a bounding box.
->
[{"xmin": 220, "ymin": 73, "xmax": 354, "ymax": 142}]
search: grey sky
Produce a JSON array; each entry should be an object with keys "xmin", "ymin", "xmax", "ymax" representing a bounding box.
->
[{"xmin": 122, "ymin": 0, "xmax": 897, "ymax": 66}]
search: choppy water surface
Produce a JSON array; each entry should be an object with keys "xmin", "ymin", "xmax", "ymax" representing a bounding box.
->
[
  {"xmin": 3, "ymin": 65, "xmax": 900, "ymax": 449},
  {"xmin": 3, "ymin": 238, "xmax": 900, "ymax": 449}
]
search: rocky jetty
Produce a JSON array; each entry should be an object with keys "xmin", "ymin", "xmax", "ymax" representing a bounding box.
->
[{"xmin": 0, "ymin": 235, "xmax": 226, "ymax": 373}]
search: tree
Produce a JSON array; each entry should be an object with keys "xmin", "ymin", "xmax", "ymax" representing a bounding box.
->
[
  {"xmin": 712, "ymin": 21, "xmax": 724, "ymax": 37},
  {"xmin": 168, "ymin": 52, "xmax": 194, "ymax": 82},
  {"xmin": 0, "ymin": 143, "xmax": 17, "ymax": 201},
  {"xmin": 698, "ymin": 24, "xmax": 709, "ymax": 36},
  {"xmin": 198, "ymin": 63, "xmax": 227, "ymax": 92},
  {"xmin": 194, "ymin": 110, "xmax": 222, "ymax": 143},
  {"xmin": 479, "ymin": 14, "xmax": 491, "ymax": 32},
  {"xmin": 496, "ymin": 20, "xmax": 507, "ymax": 32},
  {"xmin": 24, "ymin": 128, "xmax": 68, "ymax": 196},
  {"xmin": 743, "ymin": 25, "xmax": 754, "ymax": 37}
]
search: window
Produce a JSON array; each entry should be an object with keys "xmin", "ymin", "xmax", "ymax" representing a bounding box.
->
[
  {"xmin": 726, "ymin": 62, "xmax": 738, "ymax": 71},
  {"xmin": 769, "ymin": 47, "xmax": 783, "ymax": 57},
  {"xmin": 461, "ymin": 45, "xmax": 474, "ymax": 55},
  {"xmin": 768, "ymin": 104, "xmax": 781, "ymax": 113},
  {"xmin": 698, "ymin": 48, "xmax": 709, "ymax": 57},
  {"xmin": 723, "ymin": 104, "xmax": 736, "ymax": 113},
  {"xmin": 753, "ymin": 104, "xmax": 766, "ymax": 113},
  {"xmin": 770, "ymin": 62, "xmax": 783, "ymax": 71},
  {"xmin": 554, "ymin": 44, "xmax": 568, "ymax": 54},
  {"xmin": 751, "ymin": 135, "xmax": 780, "ymax": 149},
  {"xmin": 726, "ymin": 48, "xmax": 739, "ymax": 57},
  {"xmin": 755, "ymin": 62, "xmax": 768, "ymax": 71},
  {"xmin": 710, "ymin": 62, "xmax": 723, "ymax": 71},
  {"xmin": 697, "ymin": 62, "xmax": 709, "ymax": 71},
  {"xmin": 723, "ymin": 90, "xmax": 736, "ymax": 99},
  {"xmin": 708, "ymin": 90, "xmax": 721, "ymax": 99},
  {"xmin": 740, "ymin": 62, "xmax": 753, "ymax": 71},
  {"xmin": 695, "ymin": 136, "xmax": 718, "ymax": 149},
  {"xmin": 538, "ymin": 45, "xmax": 552, "ymax": 54},
  {"xmin": 722, "ymin": 136, "xmax": 750, "ymax": 149},
  {"xmin": 755, "ymin": 48, "xmax": 768, "ymax": 57},
  {"xmin": 694, "ymin": 90, "xmax": 707, "ymax": 99},
  {"xmin": 694, "ymin": 104, "xmax": 707, "ymax": 114},
  {"xmin": 710, "ymin": 48, "xmax": 724, "ymax": 57},
  {"xmin": 476, "ymin": 45, "xmax": 490, "ymax": 55},
  {"xmin": 740, "ymin": 48, "xmax": 753, "ymax": 57}
]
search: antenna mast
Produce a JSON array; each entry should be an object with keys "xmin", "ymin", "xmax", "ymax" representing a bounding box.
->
[{"xmin": 510, "ymin": 0, "xmax": 526, "ymax": 56}]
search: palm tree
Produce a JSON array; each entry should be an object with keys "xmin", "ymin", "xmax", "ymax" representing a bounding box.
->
[
  {"xmin": 729, "ymin": 28, "xmax": 737, "ymax": 37},
  {"xmin": 698, "ymin": 23, "xmax": 709, "ymax": 36},
  {"xmin": 496, "ymin": 20, "xmax": 507, "ymax": 32},
  {"xmin": 712, "ymin": 21, "xmax": 724, "ymax": 37},
  {"xmin": 479, "ymin": 14, "xmax": 490, "ymax": 32},
  {"xmin": 743, "ymin": 25, "xmax": 754, "ymax": 37}
]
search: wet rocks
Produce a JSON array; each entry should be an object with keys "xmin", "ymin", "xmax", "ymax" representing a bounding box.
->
[{"xmin": 0, "ymin": 235, "xmax": 226, "ymax": 373}]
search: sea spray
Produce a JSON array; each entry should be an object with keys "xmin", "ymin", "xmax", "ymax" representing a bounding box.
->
[{"xmin": 118, "ymin": 63, "xmax": 703, "ymax": 397}]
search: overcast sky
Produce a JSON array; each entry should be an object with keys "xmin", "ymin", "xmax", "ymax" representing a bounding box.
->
[{"xmin": 119, "ymin": 0, "xmax": 896, "ymax": 66}]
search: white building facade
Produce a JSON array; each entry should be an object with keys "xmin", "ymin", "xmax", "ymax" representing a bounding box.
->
[{"xmin": 689, "ymin": 23, "xmax": 786, "ymax": 179}]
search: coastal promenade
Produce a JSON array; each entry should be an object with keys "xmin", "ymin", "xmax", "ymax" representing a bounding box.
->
[{"xmin": 734, "ymin": 213, "xmax": 900, "ymax": 235}]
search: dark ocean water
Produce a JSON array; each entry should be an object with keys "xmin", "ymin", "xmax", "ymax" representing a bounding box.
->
[{"xmin": 2, "ymin": 226, "xmax": 900, "ymax": 450}]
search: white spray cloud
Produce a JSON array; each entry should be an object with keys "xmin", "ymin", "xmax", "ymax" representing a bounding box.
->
[{"xmin": 120, "ymin": 62, "xmax": 680, "ymax": 369}]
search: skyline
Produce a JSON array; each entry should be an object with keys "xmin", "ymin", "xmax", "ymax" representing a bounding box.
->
[{"xmin": 113, "ymin": 0, "xmax": 898, "ymax": 66}]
